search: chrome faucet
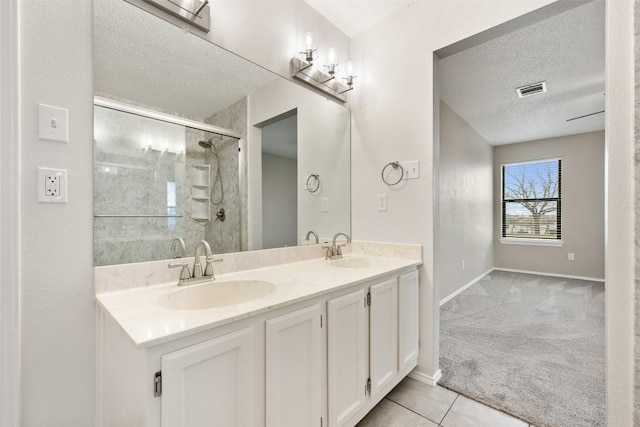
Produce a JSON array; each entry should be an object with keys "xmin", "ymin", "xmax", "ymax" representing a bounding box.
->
[
  {"xmin": 170, "ymin": 237, "xmax": 186, "ymax": 258},
  {"xmin": 168, "ymin": 239, "xmax": 221, "ymax": 286},
  {"xmin": 324, "ymin": 232, "xmax": 351, "ymax": 260},
  {"xmin": 193, "ymin": 240, "xmax": 216, "ymax": 278},
  {"xmin": 305, "ymin": 230, "xmax": 319, "ymax": 244}
]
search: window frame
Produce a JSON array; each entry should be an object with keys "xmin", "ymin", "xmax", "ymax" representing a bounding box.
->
[{"xmin": 500, "ymin": 158, "xmax": 562, "ymax": 246}]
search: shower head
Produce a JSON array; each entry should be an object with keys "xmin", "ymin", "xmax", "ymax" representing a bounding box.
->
[{"xmin": 198, "ymin": 139, "xmax": 214, "ymax": 149}]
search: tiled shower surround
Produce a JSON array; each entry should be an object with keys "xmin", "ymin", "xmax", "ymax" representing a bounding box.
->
[
  {"xmin": 205, "ymin": 97, "xmax": 248, "ymax": 254},
  {"xmin": 93, "ymin": 99, "xmax": 248, "ymax": 266}
]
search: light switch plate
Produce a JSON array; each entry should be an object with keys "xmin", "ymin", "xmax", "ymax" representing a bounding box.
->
[
  {"xmin": 38, "ymin": 104, "xmax": 68, "ymax": 142},
  {"xmin": 37, "ymin": 167, "xmax": 67, "ymax": 203},
  {"xmin": 321, "ymin": 197, "xmax": 329, "ymax": 212},
  {"xmin": 402, "ymin": 160, "xmax": 420, "ymax": 180}
]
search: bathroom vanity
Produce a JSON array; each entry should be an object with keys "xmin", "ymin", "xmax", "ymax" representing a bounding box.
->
[{"xmin": 96, "ymin": 243, "xmax": 421, "ymax": 427}]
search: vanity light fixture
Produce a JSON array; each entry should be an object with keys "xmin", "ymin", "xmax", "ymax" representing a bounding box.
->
[
  {"xmin": 299, "ymin": 32, "xmax": 317, "ymax": 66},
  {"xmin": 341, "ymin": 61, "xmax": 357, "ymax": 94},
  {"xmin": 323, "ymin": 47, "xmax": 339, "ymax": 79},
  {"xmin": 142, "ymin": 0, "xmax": 211, "ymax": 33},
  {"xmin": 292, "ymin": 40, "xmax": 355, "ymax": 103}
]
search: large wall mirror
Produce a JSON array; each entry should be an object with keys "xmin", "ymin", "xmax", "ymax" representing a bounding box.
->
[{"xmin": 93, "ymin": 0, "xmax": 351, "ymax": 266}]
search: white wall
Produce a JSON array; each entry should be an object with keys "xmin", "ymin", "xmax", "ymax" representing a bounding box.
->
[
  {"xmin": 438, "ymin": 102, "xmax": 494, "ymax": 302},
  {"xmin": 262, "ymin": 153, "xmax": 298, "ymax": 248},
  {"xmin": 350, "ymin": 0, "xmax": 559, "ymax": 383},
  {"xmin": 19, "ymin": 0, "xmax": 95, "ymax": 425},
  {"xmin": 493, "ymin": 131, "xmax": 605, "ymax": 279},
  {"xmin": 10, "ymin": 0, "xmax": 635, "ymax": 425},
  {"xmin": 351, "ymin": 0, "xmax": 634, "ymax": 423},
  {"xmin": 606, "ymin": 1, "xmax": 635, "ymax": 424},
  {"xmin": 635, "ymin": 3, "xmax": 640, "ymax": 423},
  {"xmin": 1, "ymin": 0, "xmax": 20, "ymax": 424}
]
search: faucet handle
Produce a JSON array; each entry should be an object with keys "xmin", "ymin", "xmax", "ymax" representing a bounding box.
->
[
  {"xmin": 203, "ymin": 256, "xmax": 222, "ymax": 277},
  {"xmin": 322, "ymin": 245, "xmax": 333, "ymax": 260},
  {"xmin": 168, "ymin": 262, "xmax": 191, "ymax": 285}
]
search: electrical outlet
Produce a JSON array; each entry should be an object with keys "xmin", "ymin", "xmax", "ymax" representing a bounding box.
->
[
  {"xmin": 46, "ymin": 175, "xmax": 60, "ymax": 196},
  {"xmin": 461, "ymin": 260, "xmax": 465, "ymax": 270},
  {"xmin": 377, "ymin": 194, "xmax": 388, "ymax": 211},
  {"xmin": 568, "ymin": 253, "xmax": 575, "ymax": 261},
  {"xmin": 38, "ymin": 167, "xmax": 67, "ymax": 203}
]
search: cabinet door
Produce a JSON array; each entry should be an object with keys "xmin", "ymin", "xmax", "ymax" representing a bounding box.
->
[
  {"xmin": 266, "ymin": 304, "xmax": 322, "ymax": 427},
  {"xmin": 369, "ymin": 278, "xmax": 398, "ymax": 396},
  {"xmin": 161, "ymin": 328, "xmax": 253, "ymax": 427},
  {"xmin": 328, "ymin": 289, "xmax": 368, "ymax": 427},
  {"xmin": 399, "ymin": 270, "xmax": 419, "ymax": 370}
]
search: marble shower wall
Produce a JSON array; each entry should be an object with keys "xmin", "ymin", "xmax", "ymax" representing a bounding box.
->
[
  {"xmin": 94, "ymin": 106, "xmax": 190, "ymax": 265},
  {"xmin": 93, "ymin": 100, "xmax": 247, "ymax": 266},
  {"xmin": 94, "ymin": 106, "xmax": 211, "ymax": 265},
  {"xmin": 204, "ymin": 97, "xmax": 249, "ymax": 254}
]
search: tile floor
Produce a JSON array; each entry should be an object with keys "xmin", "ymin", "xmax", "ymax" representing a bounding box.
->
[{"xmin": 356, "ymin": 377, "xmax": 536, "ymax": 427}]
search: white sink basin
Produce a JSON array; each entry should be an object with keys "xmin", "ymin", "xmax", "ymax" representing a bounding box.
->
[
  {"xmin": 158, "ymin": 280, "xmax": 276, "ymax": 310},
  {"xmin": 329, "ymin": 257, "xmax": 372, "ymax": 269}
]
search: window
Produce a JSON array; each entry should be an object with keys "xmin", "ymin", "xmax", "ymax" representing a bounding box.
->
[{"xmin": 502, "ymin": 158, "xmax": 561, "ymax": 241}]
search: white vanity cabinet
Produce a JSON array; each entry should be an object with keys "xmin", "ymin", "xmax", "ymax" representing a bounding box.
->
[
  {"xmin": 398, "ymin": 270, "xmax": 419, "ymax": 371},
  {"xmin": 161, "ymin": 328, "xmax": 254, "ymax": 426},
  {"xmin": 265, "ymin": 304, "xmax": 323, "ymax": 427},
  {"xmin": 327, "ymin": 271, "xmax": 419, "ymax": 427},
  {"xmin": 99, "ymin": 315, "xmax": 264, "ymax": 427},
  {"xmin": 98, "ymin": 267, "xmax": 419, "ymax": 427},
  {"xmin": 327, "ymin": 288, "xmax": 369, "ymax": 426}
]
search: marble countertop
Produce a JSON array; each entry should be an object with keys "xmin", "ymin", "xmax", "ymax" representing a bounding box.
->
[{"xmin": 96, "ymin": 254, "xmax": 421, "ymax": 349}]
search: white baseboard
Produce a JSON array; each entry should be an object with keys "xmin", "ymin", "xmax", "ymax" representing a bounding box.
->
[
  {"xmin": 440, "ymin": 268, "xmax": 494, "ymax": 306},
  {"xmin": 408, "ymin": 369, "xmax": 442, "ymax": 387},
  {"xmin": 493, "ymin": 267, "xmax": 605, "ymax": 283},
  {"xmin": 440, "ymin": 267, "xmax": 604, "ymax": 307}
]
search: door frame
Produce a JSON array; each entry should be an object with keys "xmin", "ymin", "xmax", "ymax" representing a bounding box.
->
[
  {"xmin": 0, "ymin": 0, "xmax": 21, "ymax": 425},
  {"xmin": 431, "ymin": 1, "xmax": 635, "ymax": 424}
]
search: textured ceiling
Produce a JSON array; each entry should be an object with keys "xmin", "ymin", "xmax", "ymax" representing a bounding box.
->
[
  {"xmin": 438, "ymin": 0, "xmax": 605, "ymax": 145},
  {"xmin": 94, "ymin": 0, "xmax": 279, "ymax": 120},
  {"xmin": 304, "ymin": 0, "xmax": 417, "ymax": 37}
]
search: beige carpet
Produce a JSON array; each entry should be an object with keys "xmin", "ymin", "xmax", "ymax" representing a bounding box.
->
[{"xmin": 439, "ymin": 270, "xmax": 605, "ymax": 427}]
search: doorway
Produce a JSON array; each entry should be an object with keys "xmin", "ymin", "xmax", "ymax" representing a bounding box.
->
[
  {"xmin": 261, "ymin": 113, "xmax": 298, "ymax": 249},
  {"xmin": 434, "ymin": 2, "xmax": 606, "ymax": 426}
]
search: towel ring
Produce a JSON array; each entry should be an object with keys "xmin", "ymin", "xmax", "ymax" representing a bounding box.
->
[
  {"xmin": 306, "ymin": 174, "xmax": 320, "ymax": 193},
  {"xmin": 381, "ymin": 161, "xmax": 404, "ymax": 186}
]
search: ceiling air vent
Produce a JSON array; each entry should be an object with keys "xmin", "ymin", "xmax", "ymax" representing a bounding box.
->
[{"xmin": 516, "ymin": 81, "xmax": 547, "ymax": 98}]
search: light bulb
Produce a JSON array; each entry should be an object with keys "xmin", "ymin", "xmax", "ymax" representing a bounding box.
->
[
  {"xmin": 328, "ymin": 47, "xmax": 336, "ymax": 64},
  {"xmin": 304, "ymin": 32, "xmax": 313, "ymax": 49},
  {"xmin": 347, "ymin": 60, "xmax": 353, "ymax": 76}
]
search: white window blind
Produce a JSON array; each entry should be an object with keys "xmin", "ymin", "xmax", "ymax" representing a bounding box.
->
[{"xmin": 501, "ymin": 158, "xmax": 561, "ymax": 240}]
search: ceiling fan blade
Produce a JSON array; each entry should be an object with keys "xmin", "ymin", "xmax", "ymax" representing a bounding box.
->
[{"xmin": 566, "ymin": 110, "xmax": 605, "ymax": 122}]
